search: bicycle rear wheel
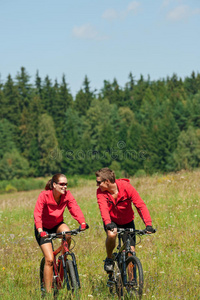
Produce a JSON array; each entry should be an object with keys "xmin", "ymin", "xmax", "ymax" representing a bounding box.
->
[
  {"xmin": 66, "ymin": 260, "xmax": 79, "ymax": 291},
  {"xmin": 108, "ymin": 261, "xmax": 123, "ymax": 299},
  {"xmin": 125, "ymin": 256, "xmax": 143, "ymax": 299},
  {"xmin": 40, "ymin": 256, "xmax": 60, "ymax": 298},
  {"xmin": 40, "ymin": 257, "xmax": 45, "ymax": 295}
]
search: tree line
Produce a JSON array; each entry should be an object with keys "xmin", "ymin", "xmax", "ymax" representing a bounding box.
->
[{"xmin": 0, "ymin": 67, "xmax": 200, "ymax": 180}]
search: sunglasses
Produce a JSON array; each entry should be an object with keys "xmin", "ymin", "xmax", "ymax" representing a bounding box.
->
[
  {"xmin": 96, "ymin": 180, "xmax": 104, "ymax": 184},
  {"xmin": 57, "ymin": 182, "xmax": 68, "ymax": 187}
]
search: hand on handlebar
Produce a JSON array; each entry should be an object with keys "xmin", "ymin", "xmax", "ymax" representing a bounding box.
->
[
  {"xmin": 106, "ymin": 222, "xmax": 117, "ymax": 231},
  {"xmin": 79, "ymin": 223, "xmax": 89, "ymax": 231},
  {"xmin": 145, "ymin": 226, "xmax": 156, "ymax": 234},
  {"xmin": 38, "ymin": 231, "xmax": 48, "ymax": 238}
]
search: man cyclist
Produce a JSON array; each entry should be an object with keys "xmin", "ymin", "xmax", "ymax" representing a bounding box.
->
[{"xmin": 95, "ymin": 167, "xmax": 155, "ymax": 272}]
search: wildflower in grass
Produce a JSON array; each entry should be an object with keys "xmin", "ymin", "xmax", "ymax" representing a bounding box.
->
[{"xmin": 2, "ymin": 267, "xmax": 5, "ymax": 271}]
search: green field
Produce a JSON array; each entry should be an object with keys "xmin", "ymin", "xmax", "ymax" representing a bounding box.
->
[{"xmin": 0, "ymin": 170, "xmax": 199, "ymax": 299}]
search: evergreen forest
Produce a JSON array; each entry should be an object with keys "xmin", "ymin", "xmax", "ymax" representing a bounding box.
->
[{"xmin": 0, "ymin": 67, "xmax": 200, "ymax": 180}]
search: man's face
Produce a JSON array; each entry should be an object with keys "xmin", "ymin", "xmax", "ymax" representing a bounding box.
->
[{"xmin": 96, "ymin": 177, "xmax": 109, "ymax": 192}]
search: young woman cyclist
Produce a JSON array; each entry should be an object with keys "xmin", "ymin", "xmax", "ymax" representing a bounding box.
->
[{"xmin": 34, "ymin": 173, "xmax": 88, "ymax": 293}]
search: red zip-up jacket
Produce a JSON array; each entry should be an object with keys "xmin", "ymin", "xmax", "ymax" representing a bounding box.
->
[
  {"xmin": 97, "ymin": 178, "xmax": 152, "ymax": 226},
  {"xmin": 34, "ymin": 189, "xmax": 85, "ymax": 230}
]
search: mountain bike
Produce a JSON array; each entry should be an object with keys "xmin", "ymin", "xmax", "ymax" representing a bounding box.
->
[
  {"xmin": 40, "ymin": 227, "xmax": 88, "ymax": 298},
  {"xmin": 107, "ymin": 228, "xmax": 156, "ymax": 299}
]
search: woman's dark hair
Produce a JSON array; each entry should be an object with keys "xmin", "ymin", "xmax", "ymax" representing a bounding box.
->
[{"xmin": 45, "ymin": 173, "xmax": 66, "ymax": 190}]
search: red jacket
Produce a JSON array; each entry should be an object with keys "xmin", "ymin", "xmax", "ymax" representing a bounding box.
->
[
  {"xmin": 34, "ymin": 189, "xmax": 85, "ymax": 230},
  {"xmin": 97, "ymin": 179, "xmax": 152, "ymax": 226}
]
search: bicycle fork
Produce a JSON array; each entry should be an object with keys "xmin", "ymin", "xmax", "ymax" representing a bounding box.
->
[
  {"xmin": 61, "ymin": 252, "xmax": 80, "ymax": 290},
  {"xmin": 121, "ymin": 250, "xmax": 127, "ymax": 286}
]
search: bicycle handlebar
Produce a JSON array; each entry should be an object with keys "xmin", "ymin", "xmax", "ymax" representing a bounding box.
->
[
  {"xmin": 117, "ymin": 228, "xmax": 157, "ymax": 235},
  {"xmin": 45, "ymin": 228, "xmax": 87, "ymax": 240}
]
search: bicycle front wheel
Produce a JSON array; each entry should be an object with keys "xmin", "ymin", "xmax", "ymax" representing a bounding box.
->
[
  {"xmin": 109, "ymin": 261, "xmax": 123, "ymax": 298},
  {"xmin": 66, "ymin": 260, "xmax": 79, "ymax": 291},
  {"xmin": 125, "ymin": 256, "xmax": 144, "ymax": 298}
]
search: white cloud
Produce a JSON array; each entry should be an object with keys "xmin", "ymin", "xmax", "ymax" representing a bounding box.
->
[
  {"xmin": 72, "ymin": 24, "xmax": 109, "ymax": 41},
  {"xmin": 102, "ymin": 1, "xmax": 140, "ymax": 21},
  {"xmin": 102, "ymin": 8, "xmax": 118, "ymax": 20},
  {"xmin": 162, "ymin": 0, "xmax": 183, "ymax": 7},
  {"xmin": 167, "ymin": 5, "xmax": 200, "ymax": 21},
  {"xmin": 72, "ymin": 24, "xmax": 98, "ymax": 39},
  {"xmin": 162, "ymin": 0, "xmax": 171, "ymax": 8},
  {"xmin": 127, "ymin": 1, "xmax": 140, "ymax": 13}
]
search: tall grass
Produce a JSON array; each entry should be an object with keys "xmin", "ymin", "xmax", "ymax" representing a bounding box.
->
[{"xmin": 0, "ymin": 170, "xmax": 199, "ymax": 299}]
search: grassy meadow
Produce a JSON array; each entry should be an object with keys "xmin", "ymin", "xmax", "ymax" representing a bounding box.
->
[{"xmin": 0, "ymin": 170, "xmax": 199, "ymax": 299}]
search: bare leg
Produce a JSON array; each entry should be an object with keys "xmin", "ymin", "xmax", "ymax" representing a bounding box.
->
[
  {"xmin": 131, "ymin": 245, "xmax": 135, "ymax": 252},
  {"xmin": 41, "ymin": 243, "xmax": 54, "ymax": 293},
  {"xmin": 106, "ymin": 228, "xmax": 117, "ymax": 258},
  {"xmin": 56, "ymin": 223, "xmax": 71, "ymax": 251}
]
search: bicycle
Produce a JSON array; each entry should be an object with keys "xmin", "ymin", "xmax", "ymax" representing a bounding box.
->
[
  {"xmin": 40, "ymin": 227, "xmax": 88, "ymax": 297},
  {"xmin": 107, "ymin": 228, "xmax": 156, "ymax": 299}
]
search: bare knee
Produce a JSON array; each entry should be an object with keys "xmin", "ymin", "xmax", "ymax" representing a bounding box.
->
[
  {"xmin": 107, "ymin": 230, "xmax": 117, "ymax": 240},
  {"xmin": 65, "ymin": 234, "xmax": 71, "ymax": 244},
  {"xmin": 45, "ymin": 257, "xmax": 54, "ymax": 267}
]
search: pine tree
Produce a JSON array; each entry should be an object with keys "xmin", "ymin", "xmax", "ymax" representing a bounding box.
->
[
  {"xmin": 15, "ymin": 67, "xmax": 33, "ymax": 111},
  {"xmin": 173, "ymin": 126, "xmax": 200, "ymax": 170},
  {"xmin": 41, "ymin": 75, "xmax": 54, "ymax": 115},
  {"xmin": 51, "ymin": 77, "xmax": 73, "ymax": 142},
  {"xmin": 35, "ymin": 70, "xmax": 43, "ymax": 98},
  {"xmin": 0, "ymin": 119, "xmax": 16, "ymax": 159},
  {"xmin": 74, "ymin": 75, "xmax": 93, "ymax": 115},
  {"xmin": 2, "ymin": 74, "xmax": 21, "ymax": 126},
  {"xmin": 61, "ymin": 108, "xmax": 85, "ymax": 174},
  {"xmin": 38, "ymin": 114, "xmax": 62, "ymax": 175}
]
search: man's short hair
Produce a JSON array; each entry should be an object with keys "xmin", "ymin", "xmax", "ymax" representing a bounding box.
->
[{"xmin": 95, "ymin": 167, "xmax": 116, "ymax": 183}]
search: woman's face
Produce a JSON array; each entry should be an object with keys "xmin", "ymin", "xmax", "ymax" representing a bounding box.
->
[{"xmin": 54, "ymin": 176, "xmax": 68, "ymax": 194}]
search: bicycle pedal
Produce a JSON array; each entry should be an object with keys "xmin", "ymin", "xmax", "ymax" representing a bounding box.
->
[{"xmin": 107, "ymin": 281, "xmax": 114, "ymax": 287}]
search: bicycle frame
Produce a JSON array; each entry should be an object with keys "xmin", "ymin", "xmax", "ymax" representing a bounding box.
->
[
  {"xmin": 53, "ymin": 234, "xmax": 81, "ymax": 290},
  {"xmin": 108, "ymin": 228, "xmax": 152, "ymax": 297},
  {"xmin": 113, "ymin": 229, "xmax": 135, "ymax": 286},
  {"xmin": 41, "ymin": 228, "xmax": 83, "ymax": 294}
]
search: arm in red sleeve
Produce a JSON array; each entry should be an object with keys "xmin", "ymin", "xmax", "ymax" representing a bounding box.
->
[
  {"xmin": 97, "ymin": 190, "xmax": 111, "ymax": 226},
  {"xmin": 66, "ymin": 191, "xmax": 85, "ymax": 224},
  {"xmin": 34, "ymin": 192, "xmax": 45, "ymax": 230},
  {"xmin": 128, "ymin": 185, "xmax": 152, "ymax": 226}
]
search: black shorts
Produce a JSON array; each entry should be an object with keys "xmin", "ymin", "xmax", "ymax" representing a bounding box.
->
[
  {"xmin": 104, "ymin": 220, "xmax": 136, "ymax": 246},
  {"xmin": 34, "ymin": 221, "xmax": 65, "ymax": 246}
]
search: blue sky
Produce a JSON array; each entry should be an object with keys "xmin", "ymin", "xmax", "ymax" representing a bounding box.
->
[{"xmin": 0, "ymin": 0, "xmax": 200, "ymax": 96}]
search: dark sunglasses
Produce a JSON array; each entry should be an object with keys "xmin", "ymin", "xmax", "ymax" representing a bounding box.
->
[
  {"xmin": 57, "ymin": 182, "xmax": 68, "ymax": 186},
  {"xmin": 96, "ymin": 180, "xmax": 104, "ymax": 184}
]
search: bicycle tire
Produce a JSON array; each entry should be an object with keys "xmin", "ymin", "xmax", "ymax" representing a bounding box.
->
[
  {"xmin": 125, "ymin": 256, "xmax": 143, "ymax": 299},
  {"xmin": 40, "ymin": 257, "xmax": 45, "ymax": 294},
  {"xmin": 109, "ymin": 261, "xmax": 123, "ymax": 299},
  {"xmin": 40, "ymin": 256, "xmax": 60, "ymax": 297},
  {"xmin": 66, "ymin": 260, "xmax": 79, "ymax": 290}
]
